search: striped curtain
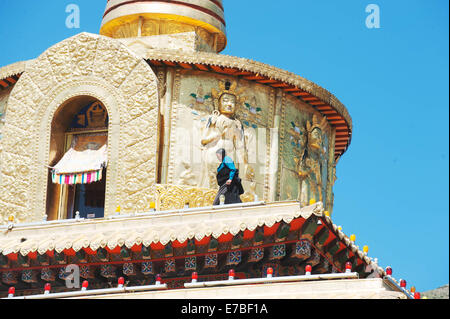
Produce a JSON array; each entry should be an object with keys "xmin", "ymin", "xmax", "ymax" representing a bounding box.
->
[
  {"xmin": 51, "ymin": 143, "xmax": 107, "ymax": 185},
  {"xmin": 52, "ymin": 169, "xmax": 103, "ymax": 185}
]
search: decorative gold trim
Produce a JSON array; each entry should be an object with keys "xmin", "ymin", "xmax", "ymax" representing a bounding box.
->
[
  {"xmin": 155, "ymin": 184, "xmax": 217, "ymax": 211},
  {"xmin": 167, "ymin": 68, "xmax": 182, "ymax": 185},
  {"xmin": 277, "ymin": 93, "xmax": 287, "ymax": 200},
  {"xmin": 326, "ymin": 128, "xmax": 336, "ymax": 214},
  {"xmin": 263, "ymin": 88, "xmax": 276, "ymax": 201}
]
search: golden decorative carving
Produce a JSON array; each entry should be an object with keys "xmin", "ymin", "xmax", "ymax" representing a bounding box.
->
[
  {"xmin": 155, "ymin": 183, "xmax": 259, "ymax": 212},
  {"xmin": 293, "ymin": 114, "xmax": 329, "ymax": 204},
  {"xmin": 155, "ymin": 184, "xmax": 216, "ymax": 211},
  {"xmin": 210, "ymin": 80, "xmax": 245, "ymax": 111}
]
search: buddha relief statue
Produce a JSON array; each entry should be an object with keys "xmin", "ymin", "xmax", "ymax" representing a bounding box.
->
[
  {"xmin": 199, "ymin": 80, "xmax": 249, "ymax": 188},
  {"xmin": 294, "ymin": 114, "xmax": 328, "ymax": 205}
]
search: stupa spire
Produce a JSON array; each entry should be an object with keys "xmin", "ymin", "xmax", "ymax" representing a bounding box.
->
[{"xmin": 100, "ymin": 0, "xmax": 227, "ymax": 52}]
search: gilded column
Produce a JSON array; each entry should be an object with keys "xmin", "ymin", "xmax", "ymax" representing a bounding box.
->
[
  {"xmin": 268, "ymin": 89, "xmax": 284, "ymax": 202},
  {"xmin": 326, "ymin": 128, "xmax": 336, "ymax": 214}
]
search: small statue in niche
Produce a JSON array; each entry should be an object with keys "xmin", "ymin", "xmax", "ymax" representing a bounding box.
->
[
  {"xmin": 199, "ymin": 80, "xmax": 250, "ymax": 189},
  {"xmin": 294, "ymin": 114, "xmax": 328, "ymax": 205}
]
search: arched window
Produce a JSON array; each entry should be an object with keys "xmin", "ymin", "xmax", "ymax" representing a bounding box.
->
[{"xmin": 47, "ymin": 97, "xmax": 108, "ymax": 220}]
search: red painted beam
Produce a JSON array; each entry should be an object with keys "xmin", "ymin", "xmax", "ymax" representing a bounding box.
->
[
  {"xmin": 6, "ymin": 77, "xmax": 16, "ymax": 84},
  {"xmin": 194, "ymin": 63, "xmax": 210, "ymax": 71},
  {"xmin": 244, "ymin": 75, "xmax": 266, "ymax": 81},
  {"xmin": 162, "ymin": 61, "xmax": 178, "ymax": 67},
  {"xmin": 257, "ymin": 79, "xmax": 278, "ymax": 84},
  {"xmin": 210, "ymin": 65, "xmax": 225, "ymax": 73},
  {"xmin": 178, "ymin": 62, "xmax": 193, "ymax": 69},
  {"xmin": 292, "ymin": 91, "xmax": 310, "ymax": 96},
  {"xmin": 149, "ymin": 60, "xmax": 164, "ymax": 66}
]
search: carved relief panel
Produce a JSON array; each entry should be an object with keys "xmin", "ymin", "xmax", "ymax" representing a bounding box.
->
[
  {"xmin": 167, "ymin": 69, "xmax": 274, "ymax": 201},
  {"xmin": 279, "ymin": 94, "xmax": 332, "ymax": 207}
]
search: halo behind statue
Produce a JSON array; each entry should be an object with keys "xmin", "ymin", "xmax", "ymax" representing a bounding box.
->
[{"xmin": 211, "ymin": 79, "xmax": 246, "ymax": 111}]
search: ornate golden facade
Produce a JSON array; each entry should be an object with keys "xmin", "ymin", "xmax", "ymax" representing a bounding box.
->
[{"xmin": 0, "ymin": 1, "xmax": 352, "ymax": 225}]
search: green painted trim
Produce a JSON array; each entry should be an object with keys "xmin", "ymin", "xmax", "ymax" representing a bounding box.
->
[
  {"xmin": 301, "ymin": 217, "xmax": 318, "ymax": 236},
  {"xmin": 337, "ymin": 249, "xmax": 349, "ymax": 264},
  {"xmin": 0, "ymin": 254, "xmax": 8, "ymax": 266},
  {"xmin": 277, "ymin": 224, "xmax": 291, "ymax": 239},
  {"xmin": 209, "ymin": 238, "xmax": 219, "ymax": 250},
  {"xmin": 97, "ymin": 248, "xmax": 108, "ymax": 261},
  {"xmin": 142, "ymin": 246, "xmax": 151, "ymax": 258},
  {"xmin": 316, "ymin": 228, "xmax": 330, "ymax": 245},
  {"xmin": 120, "ymin": 247, "xmax": 130, "ymax": 259},
  {"xmin": 326, "ymin": 240, "xmax": 340, "ymax": 256},
  {"xmin": 17, "ymin": 254, "xmax": 29, "ymax": 266}
]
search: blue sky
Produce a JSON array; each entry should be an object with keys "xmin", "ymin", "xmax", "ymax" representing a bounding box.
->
[{"xmin": 0, "ymin": 1, "xmax": 448, "ymax": 292}]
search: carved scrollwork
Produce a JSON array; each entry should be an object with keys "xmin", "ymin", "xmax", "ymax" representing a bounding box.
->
[{"xmin": 155, "ymin": 184, "xmax": 217, "ymax": 211}]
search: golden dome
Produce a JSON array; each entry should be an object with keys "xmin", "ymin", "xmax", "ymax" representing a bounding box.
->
[{"xmin": 100, "ymin": 0, "xmax": 227, "ymax": 52}]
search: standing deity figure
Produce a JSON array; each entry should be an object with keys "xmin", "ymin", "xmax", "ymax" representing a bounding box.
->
[
  {"xmin": 199, "ymin": 80, "xmax": 249, "ymax": 188},
  {"xmin": 294, "ymin": 114, "xmax": 328, "ymax": 205}
]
